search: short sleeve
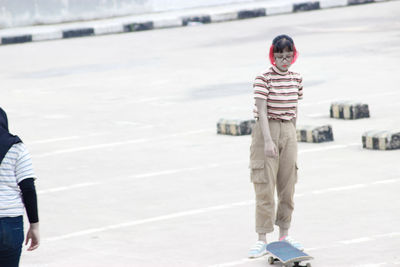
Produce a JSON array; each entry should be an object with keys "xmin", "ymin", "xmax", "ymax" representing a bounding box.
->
[
  {"xmin": 253, "ymin": 74, "xmax": 270, "ymax": 100},
  {"xmin": 15, "ymin": 144, "xmax": 37, "ymax": 184},
  {"xmin": 298, "ymin": 76, "xmax": 303, "ymax": 100}
]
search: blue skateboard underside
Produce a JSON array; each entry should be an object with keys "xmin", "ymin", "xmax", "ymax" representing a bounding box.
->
[{"xmin": 266, "ymin": 241, "xmax": 311, "ymax": 263}]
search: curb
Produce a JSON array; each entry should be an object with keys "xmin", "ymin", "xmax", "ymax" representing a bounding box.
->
[{"xmin": 0, "ymin": 0, "xmax": 391, "ymax": 46}]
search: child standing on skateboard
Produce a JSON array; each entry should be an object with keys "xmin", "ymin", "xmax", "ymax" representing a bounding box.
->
[{"xmin": 248, "ymin": 34, "xmax": 303, "ymax": 258}]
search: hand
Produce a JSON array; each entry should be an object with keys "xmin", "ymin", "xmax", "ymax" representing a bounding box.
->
[
  {"xmin": 25, "ymin": 222, "xmax": 40, "ymax": 251},
  {"xmin": 264, "ymin": 140, "xmax": 278, "ymax": 158}
]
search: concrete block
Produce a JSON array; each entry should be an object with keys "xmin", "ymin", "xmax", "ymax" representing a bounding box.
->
[
  {"xmin": 123, "ymin": 22, "xmax": 154, "ymax": 32},
  {"xmin": 293, "ymin": 1, "xmax": 321, "ymax": 12},
  {"xmin": 217, "ymin": 119, "xmax": 255, "ymax": 136},
  {"xmin": 62, "ymin": 28, "xmax": 94, "ymax": 38},
  {"xmin": 237, "ymin": 8, "xmax": 266, "ymax": 19},
  {"xmin": 1, "ymin": 35, "xmax": 32, "ymax": 45},
  {"xmin": 182, "ymin": 15, "xmax": 211, "ymax": 26},
  {"xmin": 330, "ymin": 101, "xmax": 370, "ymax": 119},
  {"xmin": 297, "ymin": 125, "xmax": 334, "ymax": 143},
  {"xmin": 362, "ymin": 130, "xmax": 400, "ymax": 150},
  {"xmin": 348, "ymin": 0, "xmax": 375, "ymax": 5}
]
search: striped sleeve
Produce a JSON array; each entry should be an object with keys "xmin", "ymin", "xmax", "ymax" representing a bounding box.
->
[
  {"xmin": 14, "ymin": 144, "xmax": 37, "ymax": 184},
  {"xmin": 298, "ymin": 76, "xmax": 303, "ymax": 100},
  {"xmin": 253, "ymin": 73, "xmax": 270, "ymax": 100}
]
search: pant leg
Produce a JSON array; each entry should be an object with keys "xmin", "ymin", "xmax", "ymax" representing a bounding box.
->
[
  {"xmin": 275, "ymin": 122, "xmax": 298, "ymax": 230},
  {"xmin": 250, "ymin": 121, "xmax": 280, "ymax": 234},
  {"xmin": 0, "ymin": 216, "xmax": 24, "ymax": 267}
]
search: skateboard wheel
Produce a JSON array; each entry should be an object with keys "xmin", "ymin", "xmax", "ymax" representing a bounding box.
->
[
  {"xmin": 306, "ymin": 263, "xmax": 312, "ymax": 267},
  {"xmin": 268, "ymin": 256, "xmax": 275, "ymax": 264}
]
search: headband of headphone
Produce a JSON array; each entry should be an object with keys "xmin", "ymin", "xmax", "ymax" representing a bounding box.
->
[{"xmin": 269, "ymin": 35, "xmax": 298, "ymax": 66}]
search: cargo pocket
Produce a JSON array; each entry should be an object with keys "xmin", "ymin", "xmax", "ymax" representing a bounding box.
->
[
  {"xmin": 250, "ymin": 160, "xmax": 267, "ymax": 183},
  {"xmin": 295, "ymin": 162, "xmax": 299, "ymax": 183}
]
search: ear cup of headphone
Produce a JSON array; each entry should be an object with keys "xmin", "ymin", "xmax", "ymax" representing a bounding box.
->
[{"xmin": 269, "ymin": 45, "xmax": 276, "ymax": 65}]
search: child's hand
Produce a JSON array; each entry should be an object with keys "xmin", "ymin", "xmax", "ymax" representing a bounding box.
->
[
  {"xmin": 26, "ymin": 222, "xmax": 40, "ymax": 251},
  {"xmin": 264, "ymin": 140, "xmax": 278, "ymax": 158}
]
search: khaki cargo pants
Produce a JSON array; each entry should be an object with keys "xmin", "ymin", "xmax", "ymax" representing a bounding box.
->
[{"xmin": 250, "ymin": 119, "xmax": 298, "ymax": 234}]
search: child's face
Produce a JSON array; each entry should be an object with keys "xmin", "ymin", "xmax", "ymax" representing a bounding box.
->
[{"xmin": 274, "ymin": 47, "xmax": 294, "ymax": 72}]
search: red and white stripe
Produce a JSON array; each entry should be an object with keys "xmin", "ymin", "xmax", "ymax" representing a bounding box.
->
[{"xmin": 253, "ymin": 66, "xmax": 303, "ymax": 120}]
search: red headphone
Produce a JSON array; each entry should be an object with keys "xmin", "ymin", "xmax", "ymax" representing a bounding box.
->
[{"xmin": 269, "ymin": 44, "xmax": 298, "ymax": 66}]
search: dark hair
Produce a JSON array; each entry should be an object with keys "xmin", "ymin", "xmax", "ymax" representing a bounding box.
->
[{"xmin": 272, "ymin": 34, "xmax": 295, "ymax": 53}]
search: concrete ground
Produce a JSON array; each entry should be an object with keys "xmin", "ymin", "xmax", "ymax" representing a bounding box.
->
[{"xmin": 0, "ymin": 1, "xmax": 399, "ymax": 266}]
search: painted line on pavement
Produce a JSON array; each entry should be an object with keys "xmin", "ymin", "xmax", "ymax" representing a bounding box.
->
[
  {"xmin": 306, "ymin": 113, "xmax": 326, "ymax": 118},
  {"xmin": 311, "ymin": 183, "xmax": 367, "ymax": 194},
  {"xmin": 44, "ymin": 200, "xmax": 252, "ymax": 242},
  {"xmin": 37, "ymin": 182, "xmax": 100, "ymax": 194},
  {"xmin": 43, "ymin": 178, "xmax": 400, "ymax": 241},
  {"xmin": 35, "ymin": 129, "xmax": 213, "ymax": 158},
  {"xmin": 35, "ymin": 138, "xmax": 149, "ymax": 158},
  {"xmin": 26, "ymin": 89, "xmax": 399, "ymax": 149},
  {"xmin": 128, "ymin": 141, "xmax": 359, "ymax": 180},
  {"xmin": 350, "ymin": 263, "xmax": 388, "ymax": 267},
  {"xmin": 37, "ymin": 161, "xmax": 246, "ymax": 196},
  {"xmin": 299, "ymin": 143, "xmax": 360, "ymax": 154},
  {"xmin": 209, "ymin": 231, "xmax": 400, "ymax": 267},
  {"xmin": 36, "ymin": 138, "xmax": 360, "ymax": 160},
  {"xmin": 29, "ymin": 136, "xmax": 80, "ymax": 144},
  {"xmin": 339, "ymin": 237, "xmax": 373, "ymax": 244},
  {"xmin": 372, "ymin": 179, "xmax": 399, "ymax": 185},
  {"xmin": 29, "ymin": 132, "xmax": 108, "ymax": 145},
  {"xmin": 300, "ymin": 91, "xmax": 400, "ymax": 107},
  {"xmin": 209, "ymin": 257, "xmax": 264, "ymax": 267},
  {"xmin": 37, "ymin": 142, "xmax": 364, "ymax": 195},
  {"xmin": 129, "ymin": 161, "xmax": 243, "ymax": 179},
  {"xmin": 299, "ymin": 178, "xmax": 400, "ymax": 198},
  {"xmin": 220, "ymin": 90, "xmax": 400, "ymax": 112}
]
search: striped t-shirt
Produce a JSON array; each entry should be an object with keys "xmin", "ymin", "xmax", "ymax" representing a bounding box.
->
[
  {"xmin": 253, "ymin": 65, "xmax": 303, "ymax": 120},
  {"xmin": 0, "ymin": 142, "xmax": 37, "ymax": 218}
]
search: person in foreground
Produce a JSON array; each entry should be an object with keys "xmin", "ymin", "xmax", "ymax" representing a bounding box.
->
[
  {"xmin": 248, "ymin": 34, "xmax": 304, "ymax": 258},
  {"xmin": 0, "ymin": 107, "xmax": 40, "ymax": 267}
]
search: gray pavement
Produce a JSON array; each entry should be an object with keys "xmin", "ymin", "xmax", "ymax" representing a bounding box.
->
[{"xmin": 1, "ymin": 1, "xmax": 400, "ymax": 266}]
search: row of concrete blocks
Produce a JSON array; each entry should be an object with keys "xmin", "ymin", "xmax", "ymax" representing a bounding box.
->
[
  {"xmin": 217, "ymin": 102, "xmax": 399, "ymax": 150},
  {"xmin": 0, "ymin": 0, "xmax": 389, "ymax": 46},
  {"xmin": 217, "ymin": 119, "xmax": 335, "ymax": 142},
  {"xmin": 330, "ymin": 101, "xmax": 370, "ymax": 119}
]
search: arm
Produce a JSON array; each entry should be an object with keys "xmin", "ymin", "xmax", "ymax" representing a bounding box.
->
[
  {"xmin": 14, "ymin": 144, "xmax": 40, "ymax": 251},
  {"xmin": 18, "ymin": 178, "xmax": 40, "ymax": 251},
  {"xmin": 294, "ymin": 75, "xmax": 303, "ymax": 128},
  {"xmin": 26, "ymin": 222, "xmax": 40, "ymax": 251},
  {"xmin": 255, "ymin": 98, "xmax": 277, "ymax": 158}
]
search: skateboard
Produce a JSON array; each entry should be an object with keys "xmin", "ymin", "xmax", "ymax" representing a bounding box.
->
[{"xmin": 266, "ymin": 241, "xmax": 313, "ymax": 267}]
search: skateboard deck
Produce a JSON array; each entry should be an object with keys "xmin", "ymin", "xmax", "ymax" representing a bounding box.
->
[{"xmin": 266, "ymin": 241, "xmax": 313, "ymax": 267}]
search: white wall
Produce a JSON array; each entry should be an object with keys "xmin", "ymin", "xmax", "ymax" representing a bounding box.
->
[{"xmin": 0, "ymin": 0, "xmax": 261, "ymax": 29}]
